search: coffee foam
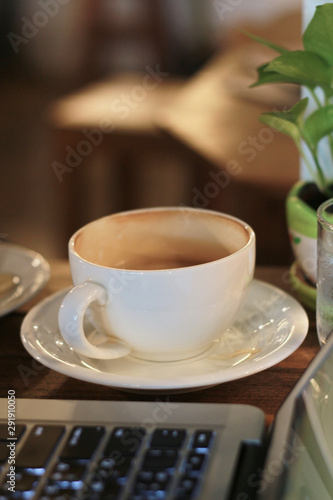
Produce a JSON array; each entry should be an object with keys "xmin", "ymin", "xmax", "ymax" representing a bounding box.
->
[{"xmin": 74, "ymin": 209, "xmax": 251, "ymax": 270}]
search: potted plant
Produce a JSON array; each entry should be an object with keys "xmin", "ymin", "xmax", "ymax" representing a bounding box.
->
[{"xmin": 249, "ymin": 3, "xmax": 333, "ymax": 308}]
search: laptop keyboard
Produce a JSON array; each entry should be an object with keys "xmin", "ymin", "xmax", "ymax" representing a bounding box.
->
[{"xmin": 0, "ymin": 422, "xmax": 215, "ymax": 499}]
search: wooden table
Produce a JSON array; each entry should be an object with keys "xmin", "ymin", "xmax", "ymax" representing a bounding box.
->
[{"xmin": 0, "ymin": 260, "xmax": 319, "ymax": 425}]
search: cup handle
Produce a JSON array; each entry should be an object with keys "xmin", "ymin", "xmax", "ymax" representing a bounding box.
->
[{"xmin": 58, "ymin": 281, "xmax": 131, "ymax": 359}]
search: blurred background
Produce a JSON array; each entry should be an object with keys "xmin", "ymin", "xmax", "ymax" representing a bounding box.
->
[{"xmin": 0, "ymin": 0, "xmax": 302, "ymax": 264}]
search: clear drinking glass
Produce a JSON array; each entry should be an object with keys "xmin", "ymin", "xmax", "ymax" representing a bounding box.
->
[{"xmin": 316, "ymin": 198, "xmax": 333, "ymax": 346}]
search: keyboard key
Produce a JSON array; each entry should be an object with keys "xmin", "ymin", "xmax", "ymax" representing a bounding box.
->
[
  {"xmin": 191, "ymin": 430, "xmax": 214, "ymax": 450},
  {"xmin": 100, "ymin": 480, "xmax": 123, "ymax": 499},
  {"xmin": 136, "ymin": 470, "xmax": 154, "ymax": 483},
  {"xmin": 60, "ymin": 426, "xmax": 105, "ymax": 461},
  {"xmin": 41, "ymin": 482, "xmax": 82, "ymax": 499},
  {"xmin": 42, "ymin": 482, "xmax": 62, "ymax": 496},
  {"xmin": 184, "ymin": 452, "xmax": 207, "ymax": 474},
  {"xmin": 175, "ymin": 476, "xmax": 199, "ymax": 499},
  {"xmin": 103, "ymin": 427, "xmax": 146, "ymax": 457},
  {"xmin": 12, "ymin": 472, "xmax": 40, "ymax": 494},
  {"xmin": 16, "ymin": 425, "xmax": 65, "ymax": 469},
  {"xmin": 0, "ymin": 424, "xmax": 26, "ymax": 464},
  {"xmin": 150, "ymin": 429, "xmax": 187, "ymax": 449},
  {"xmin": 133, "ymin": 480, "xmax": 169, "ymax": 498},
  {"xmin": 129, "ymin": 495, "xmax": 167, "ymax": 500},
  {"xmin": 0, "ymin": 424, "xmax": 26, "ymax": 441},
  {"xmin": 0, "ymin": 471, "xmax": 39, "ymax": 498},
  {"xmin": 86, "ymin": 473, "xmax": 123, "ymax": 499},
  {"xmin": 134, "ymin": 469, "xmax": 171, "ymax": 496},
  {"xmin": 142, "ymin": 448, "xmax": 179, "ymax": 470},
  {"xmin": 98, "ymin": 454, "xmax": 133, "ymax": 479},
  {"xmin": 49, "ymin": 461, "xmax": 88, "ymax": 489}
]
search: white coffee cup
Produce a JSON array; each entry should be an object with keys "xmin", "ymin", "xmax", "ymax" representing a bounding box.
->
[{"xmin": 58, "ymin": 207, "xmax": 255, "ymax": 362}]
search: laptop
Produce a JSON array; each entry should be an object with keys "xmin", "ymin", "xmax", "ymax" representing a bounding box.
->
[{"xmin": 0, "ymin": 334, "xmax": 332, "ymax": 500}]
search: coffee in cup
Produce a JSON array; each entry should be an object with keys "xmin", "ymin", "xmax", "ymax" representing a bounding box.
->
[{"xmin": 58, "ymin": 207, "xmax": 255, "ymax": 361}]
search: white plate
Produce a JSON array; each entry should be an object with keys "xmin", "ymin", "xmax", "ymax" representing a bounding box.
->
[
  {"xmin": 20, "ymin": 280, "xmax": 309, "ymax": 394},
  {"xmin": 0, "ymin": 243, "xmax": 50, "ymax": 317}
]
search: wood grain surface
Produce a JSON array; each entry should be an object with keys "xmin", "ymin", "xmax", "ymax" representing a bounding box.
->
[{"xmin": 0, "ymin": 260, "xmax": 319, "ymax": 424}]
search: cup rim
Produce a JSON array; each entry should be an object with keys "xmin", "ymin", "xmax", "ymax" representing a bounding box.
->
[
  {"xmin": 317, "ymin": 198, "xmax": 333, "ymax": 231},
  {"xmin": 69, "ymin": 206, "xmax": 255, "ymax": 273}
]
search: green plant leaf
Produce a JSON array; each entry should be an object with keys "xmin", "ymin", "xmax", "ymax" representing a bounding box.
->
[
  {"xmin": 265, "ymin": 51, "xmax": 332, "ymax": 88},
  {"xmin": 259, "ymin": 99, "xmax": 309, "ymax": 142},
  {"xmin": 303, "ymin": 4, "xmax": 333, "ymax": 65},
  {"xmin": 289, "ymin": 97, "xmax": 309, "ymax": 119},
  {"xmin": 259, "ymin": 112, "xmax": 301, "ymax": 144},
  {"xmin": 248, "ymin": 4, "xmax": 333, "ymax": 190},
  {"xmin": 250, "ymin": 63, "xmax": 301, "ymax": 87},
  {"xmin": 302, "ymin": 105, "xmax": 333, "ymax": 151},
  {"xmin": 242, "ymin": 31, "xmax": 288, "ymax": 54}
]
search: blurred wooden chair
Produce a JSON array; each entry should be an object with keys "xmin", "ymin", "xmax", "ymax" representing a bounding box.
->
[
  {"xmin": 78, "ymin": 0, "xmax": 173, "ymax": 81},
  {"xmin": 47, "ymin": 73, "xmax": 204, "ymax": 241}
]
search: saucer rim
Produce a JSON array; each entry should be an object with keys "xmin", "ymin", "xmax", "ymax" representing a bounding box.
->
[
  {"xmin": 0, "ymin": 243, "xmax": 50, "ymax": 317},
  {"xmin": 20, "ymin": 279, "xmax": 309, "ymax": 393}
]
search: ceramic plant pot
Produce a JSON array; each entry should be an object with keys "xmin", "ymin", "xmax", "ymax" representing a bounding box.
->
[{"xmin": 285, "ymin": 181, "xmax": 328, "ymax": 309}]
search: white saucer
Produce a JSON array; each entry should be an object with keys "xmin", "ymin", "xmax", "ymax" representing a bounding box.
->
[
  {"xmin": 20, "ymin": 280, "xmax": 309, "ymax": 394},
  {"xmin": 0, "ymin": 243, "xmax": 50, "ymax": 317}
]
